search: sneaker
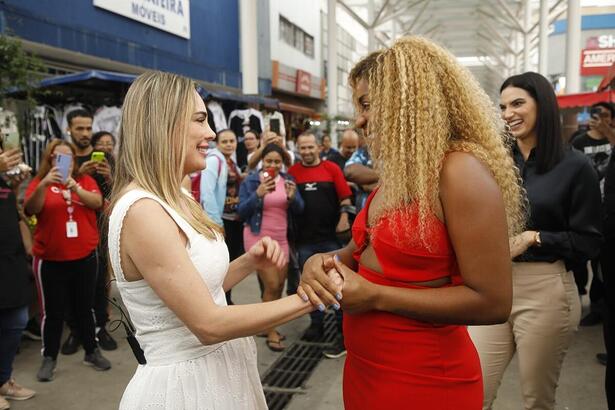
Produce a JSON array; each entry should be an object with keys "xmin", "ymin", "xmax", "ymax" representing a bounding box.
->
[
  {"xmin": 83, "ymin": 348, "xmax": 111, "ymax": 371},
  {"xmin": 580, "ymin": 311, "xmax": 603, "ymax": 326},
  {"xmin": 60, "ymin": 333, "xmax": 81, "ymax": 355},
  {"xmin": 323, "ymin": 336, "xmax": 347, "ymax": 359},
  {"xmin": 96, "ymin": 328, "xmax": 118, "ymax": 351},
  {"xmin": 301, "ymin": 322, "xmax": 324, "ymax": 342},
  {"xmin": 0, "ymin": 396, "xmax": 9, "ymax": 410},
  {"xmin": 597, "ymin": 353, "xmax": 608, "ymax": 366},
  {"xmin": 36, "ymin": 357, "xmax": 56, "ymax": 382},
  {"xmin": 0, "ymin": 379, "xmax": 36, "ymax": 401},
  {"xmin": 22, "ymin": 318, "xmax": 41, "ymax": 341}
]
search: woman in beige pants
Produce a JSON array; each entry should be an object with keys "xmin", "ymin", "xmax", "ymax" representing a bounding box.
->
[{"xmin": 469, "ymin": 72, "xmax": 603, "ymax": 410}]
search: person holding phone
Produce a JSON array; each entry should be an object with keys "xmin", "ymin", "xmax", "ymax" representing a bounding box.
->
[
  {"xmin": 23, "ymin": 139, "xmax": 111, "ymax": 382},
  {"xmin": 238, "ymin": 143, "xmax": 304, "ymax": 351},
  {"xmin": 62, "ymin": 121, "xmax": 118, "ymax": 355},
  {"xmin": 0, "ymin": 141, "xmax": 36, "ymax": 406}
]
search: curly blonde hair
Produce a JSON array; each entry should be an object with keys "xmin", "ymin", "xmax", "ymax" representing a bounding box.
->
[{"xmin": 349, "ymin": 36, "xmax": 525, "ymax": 243}]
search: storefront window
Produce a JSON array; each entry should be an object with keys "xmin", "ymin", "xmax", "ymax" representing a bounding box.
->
[
  {"xmin": 280, "ymin": 16, "xmax": 294, "ymax": 46},
  {"xmin": 304, "ymin": 34, "xmax": 314, "ymax": 58}
]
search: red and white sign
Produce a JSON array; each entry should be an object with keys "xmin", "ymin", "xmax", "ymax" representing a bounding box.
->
[
  {"xmin": 581, "ymin": 48, "xmax": 615, "ymax": 76},
  {"xmin": 295, "ymin": 70, "xmax": 311, "ymax": 95}
]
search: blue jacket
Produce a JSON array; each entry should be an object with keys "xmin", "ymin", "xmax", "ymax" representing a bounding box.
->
[
  {"xmin": 200, "ymin": 149, "xmax": 228, "ymax": 227},
  {"xmin": 238, "ymin": 170, "xmax": 304, "ymax": 235}
]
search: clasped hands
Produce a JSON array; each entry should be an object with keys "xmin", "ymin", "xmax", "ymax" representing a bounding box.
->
[{"xmin": 297, "ymin": 254, "xmax": 377, "ymax": 314}]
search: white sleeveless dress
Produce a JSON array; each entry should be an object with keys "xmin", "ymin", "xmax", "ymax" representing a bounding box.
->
[{"xmin": 108, "ymin": 189, "xmax": 267, "ymax": 410}]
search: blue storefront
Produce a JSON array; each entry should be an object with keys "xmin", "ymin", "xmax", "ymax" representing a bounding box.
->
[{"xmin": 0, "ymin": 0, "xmax": 245, "ymax": 91}]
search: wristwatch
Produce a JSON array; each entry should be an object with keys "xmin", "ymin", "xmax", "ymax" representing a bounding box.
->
[{"xmin": 534, "ymin": 231, "xmax": 542, "ymax": 247}]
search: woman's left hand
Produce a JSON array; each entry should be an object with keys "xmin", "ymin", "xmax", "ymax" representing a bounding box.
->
[
  {"xmin": 65, "ymin": 177, "xmax": 81, "ymax": 193},
  {"xmin": 246, "ymin": 236, "xmax": 286, "ymax": 271},
  {"xmin": 285, "ymin": 180, "xmax": 297, "ymax": 201},
  {"xmin": 332, "ymin": 258, "xmax": 378, "ymax": 314}
]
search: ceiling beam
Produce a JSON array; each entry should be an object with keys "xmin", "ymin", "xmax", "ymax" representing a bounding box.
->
[{"xmin": 494, "ymin": 0, "xmax": 526, "ymax": 33}]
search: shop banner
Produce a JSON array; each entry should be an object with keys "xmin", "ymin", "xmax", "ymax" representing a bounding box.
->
[
  {"xmin": 581, "ymin": 48, "xmax": 615, "ymax": 76},
  {"xmin": 94, "ymin": 0, "xmax": 191, "ymax": 39}
]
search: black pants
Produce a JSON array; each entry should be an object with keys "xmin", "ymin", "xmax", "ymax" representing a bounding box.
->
[
  {"xmin": 572, "ymin": 258, "xmax": 605, "ymax": 308},
  {"xmin": 66, "ymin": 249, "xmax": 109, "ymax": 332},
  {"xmin": 223, "ymin": 219, "xmax": 244, "ymax": 304},
  {"xmin": 38, "ymin": 252, "xmax": 98, "ymax": 359},
  {"xmin": 602, "ymin": 236, "xmax": 615, "ymax": 408}
]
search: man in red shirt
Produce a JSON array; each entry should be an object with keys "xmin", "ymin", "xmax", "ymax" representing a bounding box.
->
[{"xmin": 289, "ymin": 133, "xmax": 352, "ymax": 356}]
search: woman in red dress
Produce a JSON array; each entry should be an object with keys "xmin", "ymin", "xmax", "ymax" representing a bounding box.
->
[{"xmin": 299, "ymin": 37, "xmax": 526, "ymax": 409}]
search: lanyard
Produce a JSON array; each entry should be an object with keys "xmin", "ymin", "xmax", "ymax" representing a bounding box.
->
[{"xmin": 61, "ymin": 189, "xmax": 75, "ymax": 222}]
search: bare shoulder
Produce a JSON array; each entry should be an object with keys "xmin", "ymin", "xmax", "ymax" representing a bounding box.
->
[
  {"xmin": 122, "ymin": 198, "xmax": 181, "ymax": 246},
  {"xmin": 440, "ymin": 151, "xmax": 500, "ymax": 198}
]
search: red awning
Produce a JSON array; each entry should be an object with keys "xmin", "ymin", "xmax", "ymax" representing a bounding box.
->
[
  {"xmin": 557, "ymin": 90, "xmax": 615, "ymax": 109},
  {"xmin": 598, "ymin": 62, "xmax": 615, "ymax": 91}
]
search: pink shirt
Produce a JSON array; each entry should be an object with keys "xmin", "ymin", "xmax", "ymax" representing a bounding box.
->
[{"xmin": 260, "ymin": 176, "xmax": 288, "ymax": 237}]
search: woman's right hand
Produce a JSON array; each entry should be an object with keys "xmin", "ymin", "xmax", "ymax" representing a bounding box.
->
[
  {"xmin": 0, "ymin": 148, "xmax": 21, "ymax": 172},
  {"xmin": 41, "ymin": 167, "xmax": 63, "ymax": 187},
  {"xmin": 256, "ymin": 175, "xmax": 276, "ymax": 197},
  {"xmin": 297, "ymin": 254, "xmax": 343, "ymax": 311}
]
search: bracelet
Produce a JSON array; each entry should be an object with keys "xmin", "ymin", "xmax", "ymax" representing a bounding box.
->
[
  {"xmin": 340, "ymin": 205, "xmax": 356, "ymax": 215},
  {"xmin": 534, "ymin": 231, "xmax": 542, "ymax": 247}
]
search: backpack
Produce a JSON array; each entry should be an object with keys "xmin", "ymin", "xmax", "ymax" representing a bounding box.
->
[{"xmin": 190, "ymin": 154, "xmax": 223, "ymax": 202}]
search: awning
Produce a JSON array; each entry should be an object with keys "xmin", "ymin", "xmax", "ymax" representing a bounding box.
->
[
  {"xmin": 557, "ymin": 90, "xmax": 615, "ymax": 109},
  {"xmin": 598, "ymin": 62, "xmax": 615, "ymax": 92},
  {"xmin": 278, "ymin": 102, "xmax": 316, "ymax": 116},
  {"xmin": 197, "ymin": 86, "xmax": 278, "ymax": 107},
  {"xmin": 38, "ymin": 70, "xmax": 136, "ymax": 87}
]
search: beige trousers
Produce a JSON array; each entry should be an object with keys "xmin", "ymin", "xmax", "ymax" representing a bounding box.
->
[{"xmin": 468, "ymin": 261, "xmax": 581, "ymax": 410}]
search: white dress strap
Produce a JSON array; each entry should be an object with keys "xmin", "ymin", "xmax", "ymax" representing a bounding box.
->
[{"xmin": 108, "ymin": 189, "xmax": 197, "ymax": 282}]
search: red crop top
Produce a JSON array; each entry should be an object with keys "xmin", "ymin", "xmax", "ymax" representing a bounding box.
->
[{"xmin": 352, "ymin": 189, "xmax": 463, "ymax": 286}]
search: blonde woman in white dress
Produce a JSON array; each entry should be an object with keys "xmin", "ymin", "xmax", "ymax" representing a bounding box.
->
[{"xmin": 107, "ymin": 71, "xmax": 316, "ymax": 409}]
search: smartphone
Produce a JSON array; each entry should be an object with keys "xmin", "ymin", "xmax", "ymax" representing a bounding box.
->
[
  {"xmin": 3, "ymin": 132, "xmax": 20, "ymax": 151},
  {"xmin": 56, "ymin": 153, "xmax": 72, "ymax": 183},
  {"xmin": 590, "ymin": 107, "xmax": 602, "ymax": 120},
  {"xmin": 263, "ymin": 167, "xmax": 278, "ymax": 191},
  {"xmin": 270, "ymin": 118, "xmax": 280, "ymax": 135},
  {"xmin": 91, "ymin": 151, "xmax": 105, "ymax": 162}
]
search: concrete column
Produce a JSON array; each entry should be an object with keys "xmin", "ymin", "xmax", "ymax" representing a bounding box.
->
[
  {"xmin": 391, "ymin": 19, "xmax": 398, "ymax": 45},
  {"xmin": 327, "ymin": 0, "xmax": 339, "ymax": 144},
  {"xmin": 539, "ymin": 0, "xmax": 549, "ymax": 76},
  {"xmin": 566, "ymin": 0, "xmax": 581, "ymax": 93},
  {"xmin": 240, "ymin": 0, "xmax": 258, "ymax": 94},
  {"xmin": 367, "ymin": 0, "xmax": 376, "ymax": 52},
  {"xmin": 523, "ymin": 0, "xmax": 532, "ymax": 72}
]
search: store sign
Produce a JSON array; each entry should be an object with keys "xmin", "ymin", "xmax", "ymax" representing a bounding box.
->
[
  {"xmin": 296, "ymin": 70, "xmax": 312, "ymax": 95},
  {"xmin": 586, "ymin": 35, "xmax": 615, "ymax": 49},
  {"xmin": 93, "ymin": 0, "xmax": 190, "ymax": 39},
  {"xmin": 581, "ymin": 48, "xmax": 615, "ymax": 76}
]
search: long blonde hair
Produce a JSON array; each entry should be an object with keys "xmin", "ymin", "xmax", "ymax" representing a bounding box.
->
[
  {"xmin": 109, "ymin": 71, "xmax": 219, "ymax": 239},
  {"xmin": 349, "ymin": 36, "xmax": 525, "ymax": 242}
]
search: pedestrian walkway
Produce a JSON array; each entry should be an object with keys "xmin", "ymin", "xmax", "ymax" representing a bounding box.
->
[{"xmin": 10, "ymin": 275, "xmax": 607, "ymax": 410}]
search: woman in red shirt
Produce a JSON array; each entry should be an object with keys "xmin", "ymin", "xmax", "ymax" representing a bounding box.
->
[
  {"xmin": 299, "ymin": 37, "xmax": 525, "ymax": 409},
  {"xmin": 24, "ymin": 139, "xmax": 111, "ymax": 382}
]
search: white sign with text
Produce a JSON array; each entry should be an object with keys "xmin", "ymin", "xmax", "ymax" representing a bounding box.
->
[{"xmin": 94, "ymin": 0, "xmax": 190, "ymax": 39}]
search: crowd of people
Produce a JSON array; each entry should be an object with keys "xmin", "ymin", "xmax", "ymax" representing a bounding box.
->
[{"xmin": 0, "ymin": 34, "xmax": 614, "ymax": 409}]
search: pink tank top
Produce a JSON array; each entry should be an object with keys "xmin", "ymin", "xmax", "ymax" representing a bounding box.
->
[{"xmin": 261, "ymin": 177, "xmax": 288, "ymax": 237}]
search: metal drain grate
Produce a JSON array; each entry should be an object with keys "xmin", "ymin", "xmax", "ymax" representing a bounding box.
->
[{"xmin": 261, "ymin": 312, "xmax": 339, "ymax": 410}]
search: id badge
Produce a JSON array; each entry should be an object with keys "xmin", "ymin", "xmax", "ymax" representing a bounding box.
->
[{"xmin": 66, "ymin": 221, "xmax": 79, "ymax": 238}]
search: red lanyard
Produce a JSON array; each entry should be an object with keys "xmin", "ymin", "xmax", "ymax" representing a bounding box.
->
[{"xmin": 61, "ymin": 188, "xmax": 75, "ymax": 221}]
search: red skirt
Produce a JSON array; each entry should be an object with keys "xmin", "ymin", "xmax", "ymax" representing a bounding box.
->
[{"xmin": 342, "ymin": 266, "xmax": 483, "ymax": 410}]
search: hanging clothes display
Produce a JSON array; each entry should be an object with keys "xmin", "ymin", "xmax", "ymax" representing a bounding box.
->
[
  {"xmin": 92, "ymin": 105, "xmax": 122, "ymax": 137},
  {"xmin": 228, "ymin": 108, "xmax": 264, "ymax": 137},
  {"xmin": 264, "ymin": 111, "xmax": 286, "ymax": 139},
  {"xmin": 207, "ymin": 101, "xmax": 228, "ymax": 132}
]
